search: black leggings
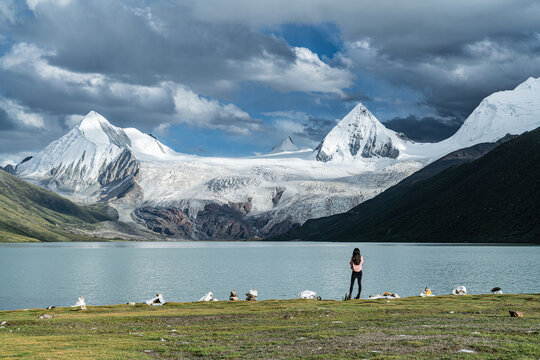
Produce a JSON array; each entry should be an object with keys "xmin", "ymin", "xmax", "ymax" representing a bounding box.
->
[{"xmin": 349, "ymin": 271, "xmax": 362, "ymax": 299}]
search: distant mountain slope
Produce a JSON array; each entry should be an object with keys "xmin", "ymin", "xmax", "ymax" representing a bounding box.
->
[
  {"xmin": 0, "ymin": 169, "xmax": 117, "ymax": 242},
  {"xmin": 276, "ymin": 127, "xmax": 540, "ymax": 243},
  {"xmin": 268, "ymin": 136, "xmax": 299, "ymax": 154}
]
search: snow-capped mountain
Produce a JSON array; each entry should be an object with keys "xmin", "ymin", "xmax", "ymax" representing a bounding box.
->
[
  {"xmin": 17, "ymin": 111, "xmax": 175, "ymax": 194},
  {"xmin": 316, "ymin": 77, "xmax": 540, "ymax": 163},
  {"xmin": 445, "ymin": 77, "xmax": 540, "ymax": 146},
  {"xmin": 315, "ymin": 103, "xmax": 406, "ymax": 162},
  {"xmin": 268, "ymin": 136, "xmax": 299, "ymax": 154},
  {"xmin": 14, "ymin": 77, "xmax": 540, "ymax": 240}
]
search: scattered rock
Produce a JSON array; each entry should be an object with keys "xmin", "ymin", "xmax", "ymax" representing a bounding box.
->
[
  {"xmin": 145, "ymin": 293, "xmax": 165, "ymax": 305},
  {"xmin": 127, "ymin": 302, "xmax": 136, "ymax": 306},
  {"xmin": 509, "ymin": 311, "xmax": 523, "ymax": 317},
  {"xmin": 369, "ymin": 292, "xmax": 400, "ymax": 299},
  {"xmin": 453, "ymin": 286, "xmax": 467, "ymax": 295},
  {"xmin": 199, "ymin": 292, "xmax": 218, "ymax": 301},
  {"xmin": 38, "ymin": 314, "xmax": 53, "ymax": 319},
  {"xmin": 142, "ymin": 350, "xmax": 153, "ymax": 353},
  {"xmin": 229, "ymin": 291, "xmax": 239, "ymax": 301},
  {"xmin": 449, "ymin": 311, "xmax": 455, "ymax": 314},
  {"xmin": 246, "ymin": 289, "xmax": 258, "ymax": 301},
  {"xmin": 458, "ymin": 349, "xmax": 475, "ymax": 353},
  {"xmin": 0, "ymin": 321, "xmax": 6, "ymax": 326},
  {"xmin": 297, "ymin": 290, "xmax": 317, "ymax": 299}
]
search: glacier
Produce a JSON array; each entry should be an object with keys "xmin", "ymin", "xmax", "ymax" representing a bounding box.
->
[{"xmin": 14, "ymin": 77, "xmax": 540, "ymax": 239}]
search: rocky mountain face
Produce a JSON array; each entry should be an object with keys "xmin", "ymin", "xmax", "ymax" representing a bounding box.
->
[
  {"xmin": 11, "ymin": 77, "xmax": 540, "ymax": 240},
  {"xmin": 316, "ymin": 104, "xmax": 404, "ymax": 162},
  {"xmin": 0, "ymin": 164, "xmax": 16, "ymax": 174}
]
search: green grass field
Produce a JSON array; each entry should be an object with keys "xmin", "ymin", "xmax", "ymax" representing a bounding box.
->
[{"xmin": 0, "ymin": 294, "xmax": 538, "ymax": 359}]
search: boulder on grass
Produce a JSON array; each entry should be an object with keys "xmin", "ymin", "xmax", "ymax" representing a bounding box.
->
[{"xmin": 246, "ymin": 289, "xmax": 258, "ymax": 301}]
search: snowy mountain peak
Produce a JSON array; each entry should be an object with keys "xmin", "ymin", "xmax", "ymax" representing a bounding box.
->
[
  {"xmin": 77, "ymin": 111, "xmax": 132, "ymax": 148},
  {"xmin": 316, "ymin": 102, "xmax": 401, "ymax": 162},
  {"xmin": 515, "ymin": 76, "xmax": 540, "ymax": 91},
  {"xmin": 16, "ymin": 111, "xmax": 177, "ymax": 193},
  {"xmin": 78, "ymin": 111, "xmax": 112, "ymax": 134},
  {"xmin": 446, "ymin": 76, "xmax": 540, "ymax": 146},
  {"xmin": 268, "ymin": 136, "xmax": 299, "ymax": 153}
]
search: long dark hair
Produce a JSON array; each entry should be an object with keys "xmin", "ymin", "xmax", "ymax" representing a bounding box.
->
[{"xmin": 351, "ymin": 248, "xmax": 361, "ymax": 265}]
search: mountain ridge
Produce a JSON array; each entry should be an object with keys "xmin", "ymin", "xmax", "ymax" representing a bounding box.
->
[
  {"xmin": 274, "ymin": 127, "xmax": 540, "ymax": 243},
  {"xmin": 7, "ymin": 77, "xmax": 540, "ymax": 240}
]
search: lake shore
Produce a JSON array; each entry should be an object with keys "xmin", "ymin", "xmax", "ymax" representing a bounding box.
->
[{"xmin": 1, "ymin": 294, "xmax": 538, "ymax": 359}]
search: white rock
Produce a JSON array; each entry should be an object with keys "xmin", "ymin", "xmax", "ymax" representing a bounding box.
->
[
  {"xmin": 198, "ymin": 292, "xmax": 215, "ymax": 302},
  {"xmin": 452, "ymin": 286, "xmax": 467, "ymax": 295},
  {"xmin": 297, "ymin": 290, "xmax": 317, "ymax": 299},
  {"xmin": 145, "ymin": 293, "xmax": 165, "ymax": 305}
]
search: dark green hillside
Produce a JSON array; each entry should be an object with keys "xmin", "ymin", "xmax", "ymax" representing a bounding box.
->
[
  {"xmin": 276, "ymin": 127, "xmax": 540, "ymax": 243},
  {"xmin": 0, "ymin": 170, "xmax": 117, "ymax": 242}
]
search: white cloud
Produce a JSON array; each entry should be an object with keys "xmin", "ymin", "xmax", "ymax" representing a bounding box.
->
[
  {"xmin": 0, "ymin": 0, "xmax": 16, "ymax": 24},
  {"xmin": 1, "ymin": 43, "xmax": 169, "ymax": 109},
  {"xmin": 26, "ymin": 0, "xmax": 71, "ymax": 12},
  {"xmin": 132, "ymin": 6, "xmax": 167, "ymax": 35},
  {"xmin": 263, "ymin": 110, "xmax": 309, "ymax": 134},
  {"xmin": 64, "ymin": 114, "xmax": 84, "ymax": 127},
  {"xmin": 237, "ymin": 47, "xmax": 353, "ymax": 94},
  {"xmin": 0, "ymin": 43, "xmax": 262, "ymax": 135},
  {"xmin": 0, "ymin": 97, "xmax": 45, "ymax": 128},
  {"xmin": 170, "ymin": 84, "xmax": 262, "ymax": 135}
]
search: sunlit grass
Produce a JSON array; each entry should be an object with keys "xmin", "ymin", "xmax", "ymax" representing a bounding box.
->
[{"xmin": 1, "ymin": 294, "xmax": 538, "ymax": 359}]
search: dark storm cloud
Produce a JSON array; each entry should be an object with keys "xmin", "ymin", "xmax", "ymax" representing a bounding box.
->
[
  {"xmin": 339, "ymin": 91, "xmax": 370, "ymax": 103},
  {"xmin": 383, "ymin": 115, "xmax": 462, "ymax": 142},
  {"xmin": 0, "ymin": 108, "xmax": 14, "ymax": 130},
  {"xmin": 12, "ymin": 1, "xmax": 295, "ymax": 94}
]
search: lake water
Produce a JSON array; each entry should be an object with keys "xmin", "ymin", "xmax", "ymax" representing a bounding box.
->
[{"xmin": 0, "ymin": 242, "xmax": 538, "ymax": 310}]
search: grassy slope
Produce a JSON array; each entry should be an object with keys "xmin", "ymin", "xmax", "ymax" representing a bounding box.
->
[
  {"xmin": 0, "ymin": 170, "xmax": 116, "ymax": 242},
  {"xmin": 0, "ymin": 294, "xmax": 538, "ymax": 359},
  {"xmin": 279, "ymin": 127, "xmax": 540, "ymax": 243}
]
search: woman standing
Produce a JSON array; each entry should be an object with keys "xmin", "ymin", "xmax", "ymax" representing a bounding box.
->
[{"xmin": 349, "ymin": 248, "xmax": 364, "ymax": 299}]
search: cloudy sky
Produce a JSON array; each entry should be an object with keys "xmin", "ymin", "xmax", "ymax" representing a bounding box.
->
[{"xmin": 0, "ymin": 0, "xmax": 539, "ymax": 164}]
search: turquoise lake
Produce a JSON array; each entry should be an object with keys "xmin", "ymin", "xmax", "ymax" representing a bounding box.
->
[{"xmin": 0, "ymin": 242, "xmax": 538, "ymax": 310}]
